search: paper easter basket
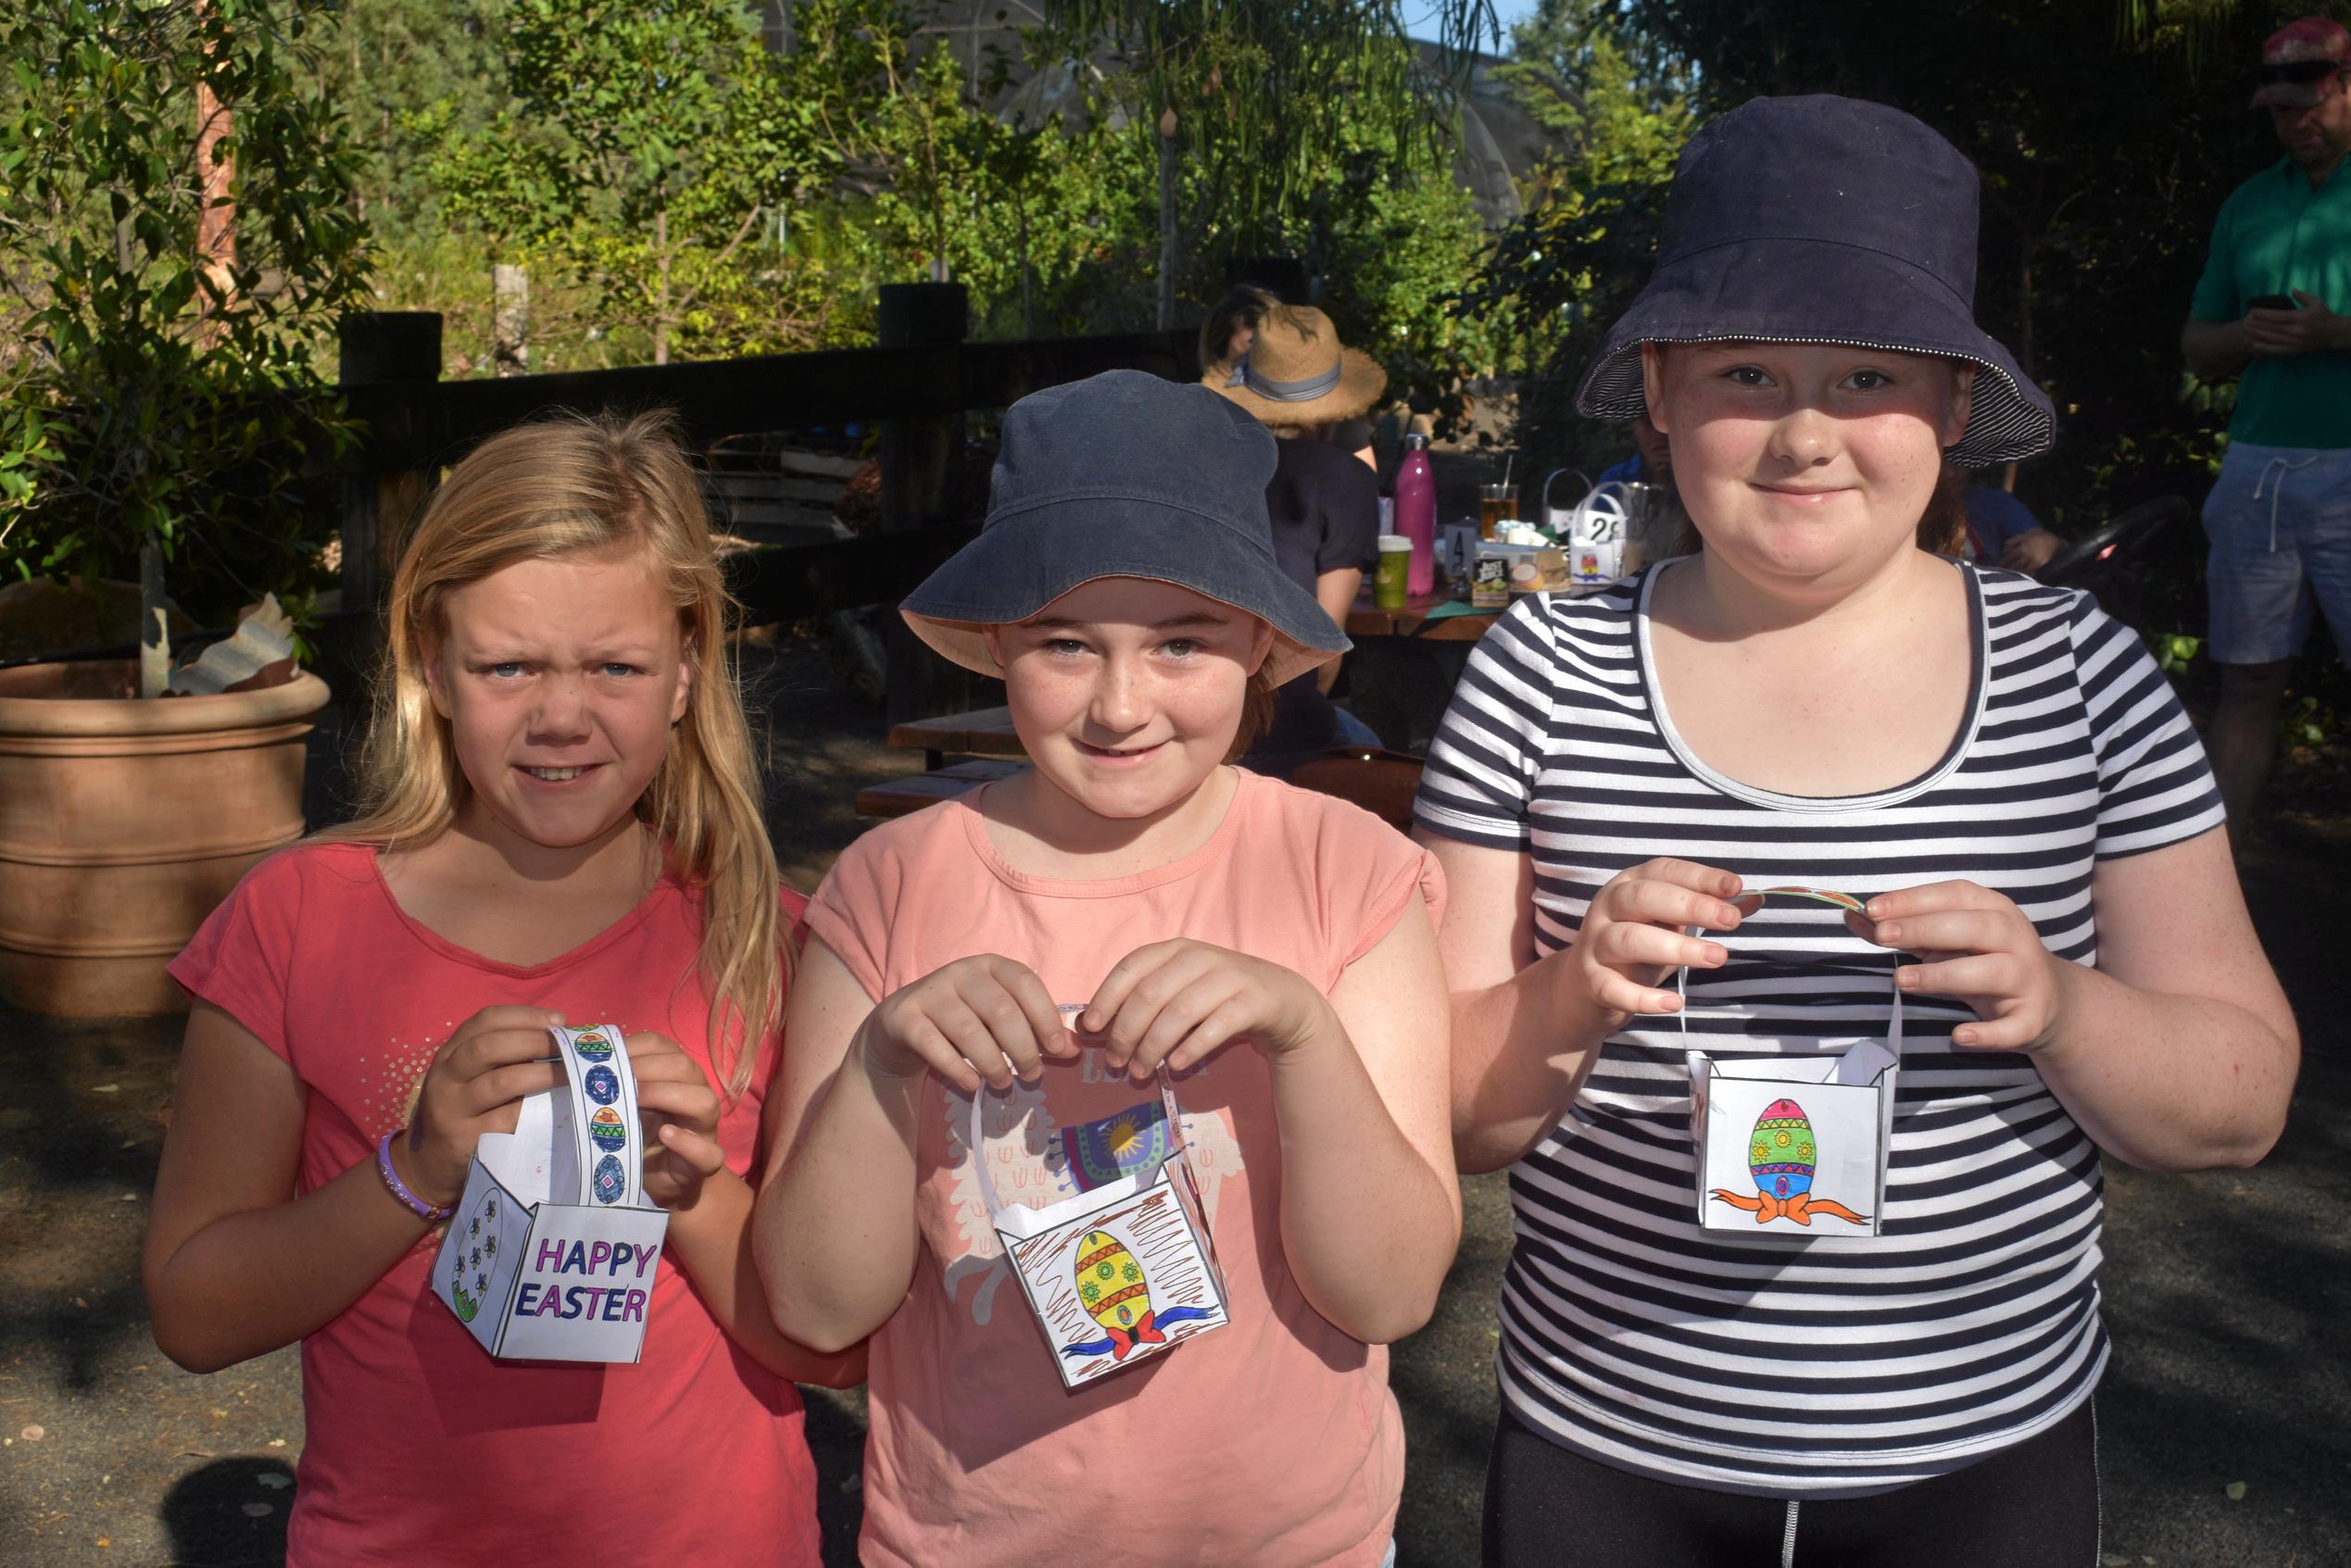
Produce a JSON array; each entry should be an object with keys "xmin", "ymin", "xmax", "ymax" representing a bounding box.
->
[
  {"xmin": 1542, "ymin": 470, "xmax": 1633, "ymax": 588},
  {"xmin": 431, "ymin": 1024, "xmax": 671, "ymax": 1363},
  {"xmin": 970, "ymin": 1070, "xmax": 1231, "ymax": 1391},
  {"xmin": 1680, "ymin": 889, "xmax": 1902, "ymax": 1243}
]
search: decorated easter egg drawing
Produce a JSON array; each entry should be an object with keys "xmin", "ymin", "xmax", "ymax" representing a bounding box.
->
[
  {"xmin": 572, "ymin": 1030, "xmax": 615, "ymax": 1060},
  {"xmin": 1071, "ymin": 1228, "xmax": 1169, "ymax": 1361},
  {"xmin": 584, "ymin": 1064, "xmax": 621, "ymax": 1106},
  {"xmin": 588, "ymin": 1105, "xmax": 628, "ymax": 1152},
  {"xmin": 1076, "ymin": 1230, "xmax": 1149, "ymax": 1330},
  {"xmin": 593, "ymin": 1153, "xmax": 626, "ymax": 1204},
  {"xmin": 1748, "ymin": 1098, "xmax": 1817, "ymax": 1201}
]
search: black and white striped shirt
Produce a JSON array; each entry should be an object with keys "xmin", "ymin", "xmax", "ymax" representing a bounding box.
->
[{"xmin": 1414, "ymin": 560, "xmax": 2224, "ymax": 1496}]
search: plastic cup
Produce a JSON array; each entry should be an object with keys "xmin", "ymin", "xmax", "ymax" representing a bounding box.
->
[
  {"xmin": 1375, "ymin": 533, "xmax": 1413, "ymax": 608},
  {"xmin": 1478, "ymin": 483, "xmax": 1519, "ymax": 539}
]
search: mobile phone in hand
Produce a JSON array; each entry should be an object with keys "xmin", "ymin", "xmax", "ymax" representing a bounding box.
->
[{"xmin": 2247, "ymin": 293, "xmax": 2298, "ymax": 311}]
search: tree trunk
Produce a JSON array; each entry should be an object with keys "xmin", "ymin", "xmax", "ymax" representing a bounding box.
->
[
  {"xmin": 195, "ymin": 1, "xmax": 235, "ymax": 318},
  {"xmin": 492, "ymin": 264, "xmax": 530, "ymax": 377},
  {"xmin": 1157, "ymin": 107, "xmax": 1178, "ymax": 331},
  {"xmin": 1016, "ymin": 193, "xmax": 1035, "ymax": 338},
  {"xmin": 138, "ymin": 536, "xmax": 169, "ymax": 699},
  {"xmin": 654, "ymin": 208, "xmax": 671, "ymax": 367}
]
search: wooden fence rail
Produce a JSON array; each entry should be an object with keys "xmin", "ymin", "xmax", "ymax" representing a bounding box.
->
[
  {"xmin": 340, "ymin": 291, "xmax": 1195, "ymax": 607},
  {"xmin": 339, "ymin": 330, "xmax": 1196, "ymax": 470},
  {"xmin": 334, "ymin": 284, "xmax": 1201, "ymax": 719}
]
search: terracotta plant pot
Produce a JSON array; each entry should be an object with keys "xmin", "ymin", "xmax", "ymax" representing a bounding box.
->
[{"xmin": 0, "ymin": 660, "xmax": 331, "ymax": 1017}]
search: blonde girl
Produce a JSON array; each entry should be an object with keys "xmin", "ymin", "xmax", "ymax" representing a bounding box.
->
[{"xmin": 145, "ymin": 411, "xmax": 856, "ymax": 1566}]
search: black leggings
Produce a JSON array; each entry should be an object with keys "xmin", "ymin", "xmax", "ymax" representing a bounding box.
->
[{"xmin": 1481, "ymin": 1400, "xmax": 2100, "ymax": 1568}]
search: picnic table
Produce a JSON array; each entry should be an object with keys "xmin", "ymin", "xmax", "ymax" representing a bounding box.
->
[
  {"xmin": 886, "ymin": 704, "xmax": 1022, "ymax": 769},
  {"xmin": 864, "ymin": 707, "xmax": 1025, "ymax": 819},
  {"xmin": 855, "ymin": 756, "xmax": 1026, "ymax": 819},
  {"xmin": 1344, "ymin": 591, "xmax": 1498, "ymax": 643}
]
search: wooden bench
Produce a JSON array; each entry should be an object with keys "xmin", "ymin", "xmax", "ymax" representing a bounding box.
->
[{"xmin": 855, "ymin": 758, "xmax": 1027, "ymax": 820}]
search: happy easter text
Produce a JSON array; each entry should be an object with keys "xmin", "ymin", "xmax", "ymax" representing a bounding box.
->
[{"xmin": 510, "ymin": 1236, "xmax": 658, "ymax": 1323}]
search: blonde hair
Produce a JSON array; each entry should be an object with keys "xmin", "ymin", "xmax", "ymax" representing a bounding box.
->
[{"xmin": 329, "ymin": 409, "xmax": 784, "ymax": 1098}]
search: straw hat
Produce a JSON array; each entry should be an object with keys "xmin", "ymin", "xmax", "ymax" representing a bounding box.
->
[{"xmin": 1207, "ymin": 303, "xmax": 1388, "ymax": 429}]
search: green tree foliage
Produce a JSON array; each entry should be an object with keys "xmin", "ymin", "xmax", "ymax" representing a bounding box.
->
[
  {"xmin": 1465, "ymin": 0, "xmax": 1694, "ymax": 471},
  {"xmin": 395, "ymin": 0, "xmax": 1507, "ymax": 415},
  {"xmin": 420, "ymin": 0, "xmax": 837, "ymax": 365},
  {"xmin": 811, "ymin": 0, "xmax": 1157, "ymax": 340},
  {"xmin": 0, "ymin": 0, "xmax": 369, "ymax": 623},
  {"xmin": 1048, "ymin": 0, "xmax": 1502, "ymax": 254},
  {"xmin": 1243, "ymin": 85, "xmax": 1519, "ymax": 426},
  {"xmin": 314, "ymin": 0, "xmax": 505, "ymax": 240}
]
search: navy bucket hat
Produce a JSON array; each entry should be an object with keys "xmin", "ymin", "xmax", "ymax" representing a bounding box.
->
[
  {"xmin": 900, "ymin": 370, "xmax": 1349, "ymax": 688},
  {"xmin": 1575, "ymin": 94, "xmax": 2056, "ymax": 468}
]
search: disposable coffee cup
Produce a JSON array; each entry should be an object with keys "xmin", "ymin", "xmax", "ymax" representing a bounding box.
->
[{"xmin": 1375, "ymin": 533, "xmax": 1413, "ymax": 609}]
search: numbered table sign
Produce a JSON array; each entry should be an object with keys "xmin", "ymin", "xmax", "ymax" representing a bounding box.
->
[
  {"xmin": 974, "ymin": 1066, "xmax": 1231, "ymax": 1391},
  {"xmin": 432, "ymin": 1023, "xmax": 672, "ymax": 1362}
]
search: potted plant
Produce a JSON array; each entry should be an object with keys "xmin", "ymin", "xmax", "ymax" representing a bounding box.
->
[{"xmin": 0, "ymin": 0, "xmax": 368, "ymax": 1015}]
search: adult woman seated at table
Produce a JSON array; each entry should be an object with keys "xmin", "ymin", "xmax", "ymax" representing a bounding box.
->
[
  {"xmin": 1414, "ymin": 95, "xmax": 2297, "ymax": 1565},
  {"xmin": 1210, "ymin": 301, "xmax": 1387, "ymax": 772}
]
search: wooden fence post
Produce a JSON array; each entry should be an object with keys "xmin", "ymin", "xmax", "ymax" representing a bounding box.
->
[
  {"xmin": 337, "ymin": 311, "xmax": 442, "ymax": 611},
  {"xmin": 877, "ymin": 282, "xmax": 967, "ymax": 533},
  {"xmin": 876, "ymin": 282, "xmax": 988, "ymax": 726}
]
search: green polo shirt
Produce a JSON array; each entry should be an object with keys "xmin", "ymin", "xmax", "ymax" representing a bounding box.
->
[{"xmin": 2189, "ymin": 154, "xmax": 2351, "ymax": 449}]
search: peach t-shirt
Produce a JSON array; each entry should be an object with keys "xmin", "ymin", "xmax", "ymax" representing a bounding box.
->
[{"xmin": 805, "ymin": 770, "xmax": 1443, "ymax": 1568}]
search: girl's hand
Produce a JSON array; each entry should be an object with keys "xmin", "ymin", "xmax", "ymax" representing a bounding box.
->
[
  {"xmin": 401, "ymin": 1005, "xmax": 568, "ymax": 1207},
  {"xmin": 1550, "ymin": 859, "xmax": 1745, "ymax": 1036},
  {"xmin": 625, "ymin": 1032, "xmax": 726, "ymax": 1210},
  {"xmin": 1083, "ymin": 939, "xmax": 1331, "ymax": 1080},
  {"xmin": 860, "ymin": 954, "xmax": 1075, "ymax": 1094},
  {"xmin": 1850, "ymin": 881, "xmax": 2064, "ymax": 1050}
]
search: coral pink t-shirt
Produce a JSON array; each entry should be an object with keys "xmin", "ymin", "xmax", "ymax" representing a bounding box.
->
[
  {"xmin": 805, "ymin": 770, "xmax": 1443, "ymax": 1568},
  {"xmin": 168, "ymin": 842, "xmax": 819, "ymax": 1568}
]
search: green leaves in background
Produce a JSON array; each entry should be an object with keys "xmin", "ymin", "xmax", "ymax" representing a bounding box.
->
[{"xmin": 1, "ymin": 0, "xmax": 369, "ymax": 624}]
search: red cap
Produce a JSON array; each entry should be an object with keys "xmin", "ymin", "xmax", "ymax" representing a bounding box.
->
[{"xmin": 2252, "ymin": 18, "xmax": 2351, "ymax": 109}]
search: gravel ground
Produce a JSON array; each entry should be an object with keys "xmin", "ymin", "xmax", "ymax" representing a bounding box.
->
[{"xmin": 1, "ymin": 632, "xmax": 2343, "ymax": 1567}]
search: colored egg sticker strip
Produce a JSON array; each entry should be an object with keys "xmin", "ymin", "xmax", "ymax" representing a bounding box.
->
[{"xmin": 554, "ymin": 1024, "xmax": 643, "ymax": 1209}]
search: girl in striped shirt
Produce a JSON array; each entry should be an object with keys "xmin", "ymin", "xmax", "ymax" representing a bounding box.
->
[{"xmin": 1417, "ymin": 96, "xmax": 2297, "ymax": 1566}]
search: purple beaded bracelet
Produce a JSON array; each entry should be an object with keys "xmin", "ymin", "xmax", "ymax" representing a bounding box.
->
[{"xmin": 376, "ymin": 1129, "xmax": 453, "ymax": 1223}]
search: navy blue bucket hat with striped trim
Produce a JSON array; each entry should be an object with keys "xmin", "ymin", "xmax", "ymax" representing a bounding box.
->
[{"xmin": 1574, "ymin": 94, "xmax": 2056, "ymax": 468}]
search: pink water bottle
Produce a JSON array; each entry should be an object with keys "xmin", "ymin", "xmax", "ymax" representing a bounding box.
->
[{"xmin": 1393, "ymin": 422, "xmax": 1437, "ymax": 596}]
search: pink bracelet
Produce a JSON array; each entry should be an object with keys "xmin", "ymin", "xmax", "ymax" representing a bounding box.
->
[{"xmin": 376, "ymin": 1130, "xmax": 453, "ymax": 1223}]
